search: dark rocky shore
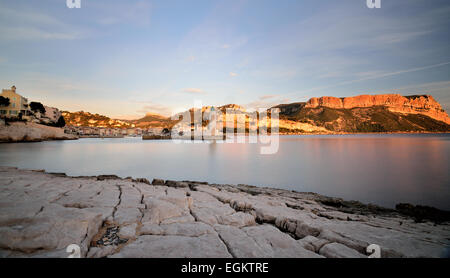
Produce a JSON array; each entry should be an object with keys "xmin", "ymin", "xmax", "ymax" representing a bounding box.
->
[{"xmin": 0, "ymin": 167, "xmax": 449, "ymax": 258}]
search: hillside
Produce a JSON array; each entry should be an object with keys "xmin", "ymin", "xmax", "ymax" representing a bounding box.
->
[
  {"xmin": 124, "ymin": 113, "xmax": 177, "ymax": 128},
  {"xmin": 62, "ymin": 111, "xmax": 177, "ymax": 129},
  {"xmin": 274, "ymin": 94, "xmax": 450, "ymax": 133},
  {"xmin": 62, "ymin": 111, "xmax": 133, "ymax": 128}
]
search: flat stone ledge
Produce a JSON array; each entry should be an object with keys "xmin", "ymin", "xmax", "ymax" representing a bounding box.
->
[{"xmin": 0, "ymin": 166, "xmax": 449, "ymax": 258}]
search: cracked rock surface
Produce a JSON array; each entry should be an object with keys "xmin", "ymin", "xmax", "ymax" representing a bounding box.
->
[{"xmin": 0, "ymin": 167, "xmax": 449, "ymax": 258}]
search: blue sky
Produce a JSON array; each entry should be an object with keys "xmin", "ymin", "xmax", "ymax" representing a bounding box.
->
[{"xmin": 0, "ymin": 0, "xmax": 449, "ymax": 119}]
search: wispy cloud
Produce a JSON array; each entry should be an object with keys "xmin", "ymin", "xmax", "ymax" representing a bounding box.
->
[
  {"xmin": 1, "ymin": 0, "xmax": 448, "ymax": 116},
  {"xmin": 259, "ymin": 95, "xmax": 277, "ymax": 100},
  {"xmin": 250, "ymin": 68, "xmax": 297, "ymax": 80},
  {"xmin": 285, "ymin": 61, "xmax": 450, "ymax": 97},
  {"xmin": 183, "ymin": 88, "xmax": 205, "ymax": 94},
  {"xmin": 244, "ymin": 96, "xmax": 291, "ymax": 110},
  {"xmin": 280, "ymin": 3, "xmax": 445, "ymax": 53},
  {"xmin": 136, "ymin": 102, "xmax": 173, "ymax": 117},
  {"xmin": 94, "ymin": 1, "xmax": 152, "ymax": 26},
  {"xmin": 241, "ymin": 1, "xmax": 450, "ymax": 88},
  {"xmin": 0, "ymin": 5, "xmax": 60, "ymax": 25},
  {"xmin": 0, "ymin": 4, "xmax": 87, "ymax": 41},
  {"xmin": 0, "ymin": 26, "xmax": 83, "ymax": 41},
  {"xmin": 174, "ymin": 1, "xmax": 249, "ymax": 65},
  {"xmin": 186, "ymin": 55, "xmax": 196, "ymax": 63},
  {"xmin": 328, "ymin": 62, "xmax": 450, "ymax": 90},
  {"xmin": 349, "ymin": 62, "xmax": 450, "ymax": 84}
]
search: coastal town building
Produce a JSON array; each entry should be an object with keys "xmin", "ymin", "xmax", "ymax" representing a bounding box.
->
[{"xmin": 0, "ymin": 86, "xmax": 31, "ymax": 119}]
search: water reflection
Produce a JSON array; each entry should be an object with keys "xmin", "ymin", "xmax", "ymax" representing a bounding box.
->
[{"xmin": 0, "ymin": 134, "xmax": 448, "ymax": 210}]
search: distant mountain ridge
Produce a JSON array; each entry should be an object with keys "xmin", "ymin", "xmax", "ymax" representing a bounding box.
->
[{"xmin": 62, "ymin": 94, "xmax": 450, "ymax": 133}]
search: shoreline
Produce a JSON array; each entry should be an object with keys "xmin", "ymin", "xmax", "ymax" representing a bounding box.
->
[
  {"xmin": 35, "ymin": 170, "xmax": 450, "ymax": 221},
  {"xmin": 9, "ymin": 167, "xmax": 450, "ymax": 222},
  {"xmin": 0, "ymin": 166, "xmax": 449, "ymax": 258},
  {"xmin": 1, "ymin": 127, "xmax": 449, "ymax": 143}
]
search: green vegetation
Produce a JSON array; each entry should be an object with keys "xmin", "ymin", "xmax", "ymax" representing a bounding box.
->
[
  {"xmin": 0, "ymin": 96, "xmax": 10, "ymax": 107},
  {"xmin": 30, "ymin": 102, "xmax": 46, "ymax": 114},
  {"xmin": 46, "ymin": 115, "xmax": 66, "ymax": 128}
]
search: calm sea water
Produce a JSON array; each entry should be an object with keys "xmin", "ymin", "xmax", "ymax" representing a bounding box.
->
[{"xmin": 0, "ymin": 134, "xmax": 449, "ymax": 210}]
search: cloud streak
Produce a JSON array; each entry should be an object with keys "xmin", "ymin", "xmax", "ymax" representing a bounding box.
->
[
  {"xmin": 0, "ymin": 26, "xmax": 83, "ymax": 41},
  {"xmin": 286, "ymin": 61, "xmax": 450, "ymax": 96},
  {"xmin": 183, "ymin": 88, "xmax": 206, "ymax": 94},
  {"xmin": 0, "ymin": 4, "xmax": 87, "ymax": 41},
  {"xmin": 136, "ymin": 102, "xmax": 173, "ymax": 117},
  {"xmin": 94, "ymin": 0, "xmax": 152, "ymax": 26}
]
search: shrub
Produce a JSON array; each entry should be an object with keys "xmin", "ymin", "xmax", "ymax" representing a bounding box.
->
[
  {"xmin": 55, "ymin": 116, "xmax": 66, "ymax": 127},
  {"xmin": 30, "ymin": 102, "xmax": 46, "ymax": 114},
  {"xmin": 0, "ymin": 96, "xmax": 10, "ymax": 107}
]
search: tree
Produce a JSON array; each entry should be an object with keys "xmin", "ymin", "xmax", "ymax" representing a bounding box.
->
[
  {"xmin": 55, "ymin": 115, "xmax": 66, "ymax": 127},
  {"xmin": 30, "ymin": 102, "xmax": 46, "ymax": 114},
  {"xmin": 162, "ymin": 128, "xmax": 170, "ymax": 135},
  {"xmin": 0, "ymin": 96, "xmax": 10, "ymax": 107}
]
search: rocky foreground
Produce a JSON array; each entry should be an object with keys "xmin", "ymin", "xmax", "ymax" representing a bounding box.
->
[{"xmin": 0, "ymin": 167, "xmax": 449, "ymax": 258}]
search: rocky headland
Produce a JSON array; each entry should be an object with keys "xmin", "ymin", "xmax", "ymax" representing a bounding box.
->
[
  {"xmin": 0, "ymin": 122, "xmax": 77, "ymax": 143},
  {"xmin": 0, "ymin": 167, "xmax": 448, "ymax": 258},
  {"xmin": 276, "ymin": 94, "xmax": 450, "ymax": 133}
]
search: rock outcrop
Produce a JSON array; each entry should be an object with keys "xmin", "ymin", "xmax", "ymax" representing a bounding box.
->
[
  {"xmin": 305, "ymin": 94, "xmax": 450, "ymax": 124},
  {"xmin": 0, "ymin": 122, "xmax": 77, "ymax": 143},
  {"xmin": 0, "ymin": 167, "xmax": 449, "ymax": 258}
]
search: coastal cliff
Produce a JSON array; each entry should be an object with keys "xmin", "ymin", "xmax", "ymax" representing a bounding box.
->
[
  {"xmin": 305, "ymin": 94, "xmax": 450, "ymax": 124},
  {"xmin": 0, "ymin": 167, "xmax": 448, "ymax": 258},
  {"xmin": 276, "ymin": 94, "xmax": 450, "ymax": 133}
]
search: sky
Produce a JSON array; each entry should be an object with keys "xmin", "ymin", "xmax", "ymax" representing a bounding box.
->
[{"xmin": 0, "ymin": 0, "xmax": 449, "ymax": 119}]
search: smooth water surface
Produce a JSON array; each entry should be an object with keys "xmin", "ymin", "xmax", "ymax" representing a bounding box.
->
[{"xmin": 0, "ymin": 134, "xmax": 449, "ymax": 210}]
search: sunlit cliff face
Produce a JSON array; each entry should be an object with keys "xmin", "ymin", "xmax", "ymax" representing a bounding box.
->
[{"xmin": 306, "ymin": 94, "xmax": 450, "ymax": 124}]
